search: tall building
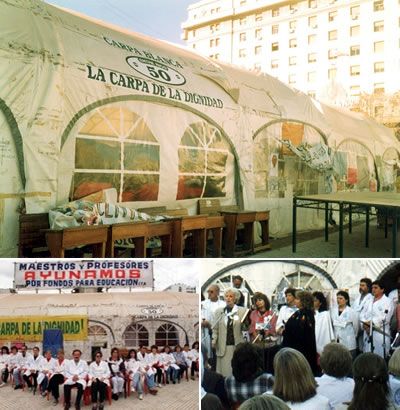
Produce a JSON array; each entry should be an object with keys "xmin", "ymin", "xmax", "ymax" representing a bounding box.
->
[{"xmin": 181, "ymin": 0, "xmax": 400, "ymax": 127}]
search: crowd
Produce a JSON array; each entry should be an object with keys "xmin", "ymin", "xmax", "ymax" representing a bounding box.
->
[
  {"xmin": 0, "ymin": 342, "xmax": 199, "ymax": 410},
  {"xmin": 201, "ymin": 275, "xmax": 400, "ymax": 409}
]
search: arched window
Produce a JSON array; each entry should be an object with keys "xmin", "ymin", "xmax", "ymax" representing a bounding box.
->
[
  {"xmin": 124, "ymin": 323, "xmax": 149, "ymax": 348},
  {"xmin": 178, "ymin": 286, "xmax": 182, "ymax": 292},
  {"xmin": 73, "ymin": 106, "xmax": 160, "ymax": 202},
  {"xmin": 155, "ymin": 323, "xmax": 179, "ymax": 347},
  {"xmin": 88, "ymin": 325, "xmax": 107, "ymax": 337}
]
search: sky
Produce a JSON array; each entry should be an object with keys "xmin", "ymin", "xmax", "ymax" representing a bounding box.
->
[
  {"xmin": 0, "ymin": 259, "xmax": 200, "ymax": 291},
  {"xmin": 44, "ymin": 0, "xmax": 196, "ymax": 45}
]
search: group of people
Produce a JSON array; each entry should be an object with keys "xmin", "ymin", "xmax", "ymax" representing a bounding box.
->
[
  {"xmin": 201, "ymin": 275, "xmax": 400, "ymax": 409},
  {"xmin": 0, "ymin": 342, "xmax": 199, "ymax": 410}
]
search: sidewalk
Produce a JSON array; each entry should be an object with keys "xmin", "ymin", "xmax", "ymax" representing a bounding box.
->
[{"xmin": 0, "ymin": 378, "xmax": 199, "ymax": 410}]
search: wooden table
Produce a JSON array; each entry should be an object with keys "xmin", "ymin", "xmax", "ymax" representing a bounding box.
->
[
  {"xmin": 205, "ymin": 215, "xmax": 225, "ymax": 257},
  {"xmin": 253, "ymin": 210, "xmax": 271, "ymax": 253},
  {"xmin": 106, "ymin": 221, "xmax": 148, "ymax": 257},
  {"xmin": 147, "ymin": 220, "xmax": 175, "ymax": 257}
]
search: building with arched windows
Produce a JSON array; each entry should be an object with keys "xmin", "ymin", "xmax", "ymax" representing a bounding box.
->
[{"xmin": 0, "ymin": 291, "xmax": 198, "ymax": 359}]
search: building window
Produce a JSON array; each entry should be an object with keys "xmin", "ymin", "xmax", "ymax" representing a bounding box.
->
[
  {"xmin": 374, "ymin": 61, "xmax": 384, "ymax": 72},
  {"xmin": 210, "ymin": 24, "xmax": 215, "ymax": 33},
  {"xmin": 350, "ymin": 65, "xmax": 360, "ymax": 76},
  {"xmin": 374, "ymin": 83, "xmax": 385, "ymax": 94},
  {"xmin": 240, "ymin": 0, "xmax": 246, "ymax": 6},
  {"xmin": 375, "ymin": 105, "xmax": 384, "ymax": 116},
  {"xmin": 239, "ymin": 48, "xmax": 246, "ymax": 57},
  {"xmin": 308, "ymin": 72, "xmax": 317, "ymax": 82},
  {"xmin": 309, "ymin": 0, "xmax": 317, "ymax": 9},
  {"xmin": 272, "ymin": 24, "xmax": 279, "ymax": 34},
  {"xmin": 289, "ymin": 56, "xmax": 297, "ymax": 66},
  {"xmin": 255, "ymin": 13, "xmax": 263, "ymax": 22},
  {"xmin": 272, "ymin": 42, "xmax": 279, "ymax": 52},
  {"xmin": 240, "ymin": 32, "xmax": 247, "ymax": 42},
  {"xmin": 192, "ymin": 44, "xmax": 196, "ymax": 49},
  {"xmin": 350, "ymin": 85, "xmax": 361, "ymax": 96},
  {"xmin": 216, "ymin": 7, "xmax": 221, "ymax": 12},
  {"xmin": 289, "ymin": 20, "xmax": 297, "ymax": 30},
  {"xmin": 328, "ymin": 49, "xmax": 337, "ymax": 59},
  {"xmin": 215, "ymin": 38, "xmax": 220, "ymax": 46},
  {"xmin": 255, "ymin": 46, "xmax": 262, "ymax": 55},
  {"xmin": 155, "ymin": 323, "xmax": 179, "ymax": 347},
  {"xmin": 289, "ymin": 74, "xmax": 296, "ymax": 84},
  {"xmin": 308, "ymin": 91, "xmax": 316, "ymax": 98},
  {"xmin": 308, "ymin": 34, "xmax": 317, "ymax": 46},
  {"xmin": 374, "ymin": 1, "xmax": 384, "ymax": 12},
  {"xmin": 290, "ymin": 4, "xmax": 297, "ymax": 14},
  {"xmin": 309, "ymin": 16, "xmax": 317, "ymax": 28},
  {"xmin": 308, "ymin": 52, "xmax": 317, "ymax": 63},
  {"xmin": 350, "ymin": 25, "xmax": 360, "ymax": 37},
  {"xmin": 211, "ymin": 8, "xmax": 215, "ymax": 14},
  {"xmin": 329, "ymin": 30, "xmax": 338, "ymax": 40},
  {"xmin": 88, "ymin": 325, "xmax": 107, "ymax": 337},
  {"xmin": 254, "ymin": 63, "xmax": 261, "ymax": 72},
  {"xmin": 350, "ymin": 45, "xmax": 360, "ymax": 56},
  {"xmin": 210, "ymin": 39, "xmax": 214, "ymax": 47},
  {"xmin": 374, "ymin": 20, "xmax": 384, "ymax": 32},
  {"xmin": 289, "ymin": 38, "xmax": 297, "ymax": 48},
  {"xmin": 329, "ymin": 10, "xmax": 338, "ymax": 22},
  {"xmin": 214, "ymin": 54, "xmax": 220, "ymax": 60},
  {"xmin": 374, "ymin": 41, "xmax": 384, "ymax": 53},
  {"xmin": 271, "ymin": 60, "xmax": 279, "ymax": 69},
  {"xmin": 272, "ymin": 8, "xmax": 280, "ymax": 17},
  {"xmin": 328, "ymin": 68, "xmax": 337, "ymax": 80},
  {"xmin": 240, "ymin": 17, "xmax": 247, "ymax": 25},
  {"xmin": 124, "ymin": 323, "xmax": 149, "ymax": 347},
  {"xmin": 215, "ymin": 23, "xmax": 220, "ymax": 31},
  {"xmin": 255, "ymin": 29, "xmax": 262, "ymax": 40},
  {"xmin": 351, "ymin": 6, "xmax": 360, "ymax": 18}
]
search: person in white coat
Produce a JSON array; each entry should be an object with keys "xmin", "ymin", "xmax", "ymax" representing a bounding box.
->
[
  {"xmin": 331, "ymin": 290, "xmax": 359, "ymax": 359},
  {"xmin": 353, "ymin": 278, "xmax": 373, "ymax": 353},
  {"xmin": 360, "ymin": 280, "xmax": 394, "ymax": 359},
  {"xmin": 125, "ymin": 349, "xmax": 144, "ymax": 400},
  {"xmin": 108, "ymin": 347, "xmax": 126, "ymax": 401},
  {"xmin": 6, "ymin": 346, "xmax": 18, "ymax": 386},
  {"xmin": 135, "ymin": 347, "xmax": 158, "ymax": 395},
  {"xmin": 145, "ymin": 345, "xmax": 163, "ymax": 388},
  {"xmin": 161, "ymin": 346, "xmax": 179, "ymax": 384},
  {"xmin": 46, "ymin": 349, "xmax": 66, "ymax": 405},
  {"xmin": 388, "ymin": 347, "xmax": 400, "ymax": 407},
  {"xmin": 22, "ymin": 346, "xmax": 43, "ymax": 393},
  {"xmin": 276, "ymin": 288, "xmax": 298, "ymax": 338},
  {"xmin": 89, "ymin": 351, "xmax": 110, "ymax": 410},
  {"xmin": 37, "ymin": 349, "xmax": 56, "ymax": 396},
  {"xmin": 313, "ymin": 291, "xmax": 335, "ymax": 356},
  {"xmin": 0, "ymin": 346, "xmax": 10, "ymax": 387},
  {"xmin": 13, "ymin": 345, "xmax": 31, "ymax": 390},
  {"xmin": 63, "ymin": 349, "xmax": 88, "ymax": 410}
]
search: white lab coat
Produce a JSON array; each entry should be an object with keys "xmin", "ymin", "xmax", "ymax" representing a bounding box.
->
[
  {"xmin": 160, "ymin": 353, "xmax": 179, "ymax": 371},
  {"xmin": 0, "ymin": 354, "xmax": 9, "ymax": 371},
  {"xmin": 201, "ymin": 298, "xmax": 226, "ymax": 358},
  {"xmin": 137, "ymin": 352, "xmax": 146, "ymax": 362},
  {"xmin": 360, "ymin": 294, "xmax": 393, "ymax": 358},
  {"xmin": 125, "ymin": 359, "xmax": 144, "ymax": 379},
  {"xmin": 315, "ymin": 310, "xmax": 335, "ymax": 355},
  {"xmin": 37, "ymin": 357, "xmax": 57, "ymax": 385},
  {"xmin": 52, "ymin": 359, "xmax": 66, "ymax": 376},
  {"xmin": 64, "ymin": 359, "xmax": 89, "ymax": 388},
  {"xmin": 88, "ymin": 360, "xmax": 110, "ymax": 386},
  {"xmin": 7, "ymin": 353, "xmax": 18, "ymax": 370},
  {"xmin": 331, "ymin": 305, "xmax": 359, "ymax": 351},
  {"xmin": 24, "ymin": 354, "xmax": 43, "ymax": 376},
  {"xmin": 276, "ymin": 305, "xmax": 297, "ymax": 332},
  {"xmin": 16, "ymin": 352, "xmax": 32, "ymax": 369},
  {"xmin": 353, "ymin": 292, "xmax": 373, "ymax": 351}
]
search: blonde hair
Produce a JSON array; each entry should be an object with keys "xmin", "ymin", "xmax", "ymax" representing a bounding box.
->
[
  {"xmin": 273, "ymin": 348, "xmax": 317, "ymax": 403},
  {"xmin": 389, "ymin": 347, "xmax": 400, "ymax": 377},
  {"xmin": 224, "ymin": 287, "xmax": 240, "ymax": 303},
  {"xmin": 239, "ymin": 394, "xmax": 290, "ymax": 410}
]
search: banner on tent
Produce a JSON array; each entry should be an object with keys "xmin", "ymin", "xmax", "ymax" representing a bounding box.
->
[
  {"xmin": 14, "ymin": 260, "xmax": 153, "ymax": 289},
  {"xmin": 0, "ymin": 315, "xmax": 87, "ymax": 341}
]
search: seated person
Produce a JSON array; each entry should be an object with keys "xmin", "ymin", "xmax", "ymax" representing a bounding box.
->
[
  {"xmin": 23, "ymin": 346, "xmax": 43, "ymax": 394},
  {"xmin": 89, "ymin": 351, "xmax": 110, "ymax": 410},
  {"xmin": 46, "ymin": 349, "xmax": 66, "ymax": 405},
  {"xmin": 107, "ymin": 347, "xmax": 125, "ymax": 401},
  {"xmin": 63, "ymin": 349, "xmax": 88, "ymax": 410}
]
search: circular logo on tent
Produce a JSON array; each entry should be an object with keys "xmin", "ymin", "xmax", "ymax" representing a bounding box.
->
[
  {"xmin": 126, "ymin": 56, "xmax": 186, "ymax": 86},
  {"xmin": 141, "ymin": 308, "xmax": 164, "ymax": 315}
]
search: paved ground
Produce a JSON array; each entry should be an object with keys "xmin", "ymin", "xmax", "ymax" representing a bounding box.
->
[
  {"xmin": 0, "ymin": 378, "xmax": 199, "ymax": 410},
  {"xmin": 252, "ymin": 217, "xmax": 400, "ymax": 258}
]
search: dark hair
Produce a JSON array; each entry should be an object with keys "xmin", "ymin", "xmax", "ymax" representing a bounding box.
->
[
  {"xmin": 128, "ymin": 349, "xmax": 136, "ymax": 359},
  {"xmin": 349, "ymin": 353, "xmax": 389, "ymax": 410},
  {"xmin": 233, "ymin": 275, "xmax": 243, "ymax": 283},
  {"xmin": 163, "ymin": 346, "xmax": 171, "ymax": 353},
  {"xmin": 150, "ymin": 345, "xmax": 158, "ymax": 351},
  {"xmin": 72, "ymin": 349, "xmax": 81, "ymax": 355},
  {"xmin": 360, "ymin": 278, "xmax": 372, "ymax": 293},
  {"xmin": 95, "ymin": 351, "xmax": 103, "ymax": 358},
  {"xmin": 285, "ymin": 288, "xmax": 297, "ymax": 298},
  {"xmin": 372, "ymin": 280, "xmax": 384, "ymax": 290},
  {"xmin": 320, "ymin": 343, "xmax": 352, "ymax": 378},
  {"xmin": 33, "ymin": 346, "xmax": 40, "ymax": 351},
  {"xmin": 295, "ymin": 291, "xmax": 314, "ymax": 311},
  {"xmin": 1, "ymin": 346, "xmax": 9, "ymax": 354},
  {"xmin": 11, "ymin": 346, "xmax": 18, "ymax": 352},
  {"xmin": 174, "ymin": 345, "xmax": 182, "ymax": 352},
  {"xmin": 110, "ymin": 347, "xmax": 120, "ymax": 359},
  {"xmin": 232, "ymin": 343, "xmax": 264, "ymax": 383},
  {"xmin": 312, "ymin": 291, "xmax": 328, "ymax": 312},
  {"xmin": 192, "ymin": 341, "xmax": 199, "ymax": 349},
  {"xmin": 253, "ymin": 292, "xmax": 271, "ymax": 311},
  {"xmin": 337, "ymin": 290, "xmax": 351, "ymax": 307}
]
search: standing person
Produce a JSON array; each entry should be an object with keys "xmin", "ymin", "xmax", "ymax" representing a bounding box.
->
[
  {"xmin": 201, "ymin": 284, "xmax": 225, "ymax": 369},
  {"xmin": 282, "ymin": 290, "xmax": 318, "ymax": 374},
  {"xmin": 211, "ymin": 288, "xmax": 248, "ymax": 377},
  {"xmin": 313, "ymin": 291, "xmax": 335, "ymax": 357},
  {"xmin": 172, "ymin": 345, "xmax": 187, "ymax": 383},
  {"xmin": 353, "ymin": 278, "xmax": 373, "ymax": 353},
  {"xmin": 331, "ymin": 291, "xmax": 359, "ymax": 359},
  {"xmin": 37, "ymin": 349, "xmax": 56, "ymax": 396},
  {"xmin": 248, "ymin": 292, "xmax": 277, "ymax": 344},
  {"xmin": 13, "ymin": 344, "xmax": 31, "ymax": 390},
  {"xmin": 46, "ymin": 349, "xmax": 66, "ymax": 406},
  {"xmin": 233, "ymin": 276, "xmax": 250, "ymax": 308},
  {"xmin": 360, "ymin": 280, "xmax": 393, "ymax": 359},
  {"xmin": 23, "ymin": 346, "xmax": 43, "ymax": 394},
  {"xmin": 108, "ymin": 347, "xmax": 125, "ymax": 401},
  {"xmin": 63, "ymin": 349, "xmax": 88, "ymax": 410},
  {"xmin": 388, "ymin": 275, "xmax": 400, "ymax": 307},
  {"xmin": 125, "ymin": 349, "xmax": 144, "ymax": 400},
  {"xmin": 276, "ymin": 288, "xmax": 298, "ymax": 337},
  {"xmin": 88, "ymin": 351, "xmax": 110, "ymax": 410}
]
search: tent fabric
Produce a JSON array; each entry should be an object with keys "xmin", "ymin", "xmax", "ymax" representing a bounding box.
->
[{"xmin": 1, "ymin": 0, "xmax": 400, "ymax": 256}]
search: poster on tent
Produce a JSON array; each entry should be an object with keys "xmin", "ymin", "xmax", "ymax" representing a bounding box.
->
[{"xmin": 14, "ymin": 260, "xmax": 153, "ymax": 289}]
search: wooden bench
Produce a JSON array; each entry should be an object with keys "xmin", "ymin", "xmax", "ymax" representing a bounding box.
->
[
  {"xmin": 147, "ymin": 220, "xmax": 174, "ymax": 256},
  {"xmin": 18, "ymin": 213, "xmax": 50, "ymax": 257},
  {"xmin": 106, "ymin": 221, "xmax": 148, "ymax": 257}
]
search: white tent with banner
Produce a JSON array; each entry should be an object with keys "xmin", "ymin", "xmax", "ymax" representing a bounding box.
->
[{"xmin": 1, "ymin": 0, "xmax": 399, "ymax": 256}]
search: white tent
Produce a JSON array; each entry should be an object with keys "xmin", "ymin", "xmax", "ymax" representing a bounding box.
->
[{"xmin": 1, "ymin": 0, "xmax": 399, "ymax": 256}]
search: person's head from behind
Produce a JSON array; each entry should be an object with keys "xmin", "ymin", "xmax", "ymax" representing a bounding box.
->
[
  {"xmin": 231, "ymin": 343, "xmax": 264, "ymax": 383},
  {"xmin": 350, "ymin": 353, "xmax": 389, "ymax": 410},
  {"xmin": 238, "ymin": 394, "xmax": 290, "ymax": 410},
  {"xmin": 388, "ymin": 347, "xmax": 400, "ymax": 377},
  {"xmin": 320, "ymin": 343, "xmax": 352, "ymax": 379},
  {"xmin": 273, "ymin": 348, "xmax": 317, "ymax": 403}
]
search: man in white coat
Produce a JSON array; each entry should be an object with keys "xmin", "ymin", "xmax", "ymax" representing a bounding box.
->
[
  {"xmin": 63, "ymin": 349, "xmax": 88, "ymax": 410},
  {"xmin": 13, "ymin": 345, "xmax": 31, "ymax": 390},
  {"xmin": 353, "ymin": 278, "xmax": 373, "ymax": 353},
  {"xmin": 201, "ymin": 284, "xmax": 225, "ymax": 369},
  {"xmin": 360, "ymin": 280, "xmax": 394, "ymax": 359},
  {"xmin": 22, "ymin": 346, "xmax": 43, "ymax": 393}
]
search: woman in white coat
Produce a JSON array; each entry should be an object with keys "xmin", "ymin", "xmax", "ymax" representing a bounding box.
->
[
  {"xmin": 125, "ymin": 349, "xmax": 144, "ymax": 400},
  {"xmin": 313, "ymin": 291, "xmax": 335, "ymax": 357},
  {"xmin": 108, "ymin": 347, "xmax": 126, "ymax": 400},
  {"xmin": 89, "ymin": 351, "xmax": 110, "ymax": 410},
  {"xmin": 331, "ymin": 290, "xmax": 359, "ymax": 359}
]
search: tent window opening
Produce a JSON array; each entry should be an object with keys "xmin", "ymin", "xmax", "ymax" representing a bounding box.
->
[
  {"xmin": 124, "ymin": 323, "xmax": 149, "ymax": 348},
  {"xmin": 88, "ymin": 325, "xmax": 107, "ymax": 337},
  {"xmin": 177, "ymin": 121, "xmax": 230, "ymax": 200},
  {"xmin": 155, "ymin": 324, "xmax": 179, "ymax": 347},
  {"xmin": 74, "ymin": 107, "xmax": 160, "ymax": 202}
]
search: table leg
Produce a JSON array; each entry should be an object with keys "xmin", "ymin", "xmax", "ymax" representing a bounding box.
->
[
  {"xmin": 292, "ymin": 197, "xmax": 297, "ymax": 253},
  {"xmin": 339, "ymin": 202, "xmax": 344, "ymax": 258},
  {"xmin": 393, "ymin": 209, "xmax": 397, "ymax": 258},
  {"xmin": 211, "ymin": 228, "xmax": 222, "ymax": 258},
  {"xmin": 385, "ymin": 208, "xmax": 388, "ymax": 239},
  {"xmin": 242, "ymin": 222, "xmax": 254, "ymax": 253},
  {"xmin": 223, "ymin": 214, "xmax": 237, "ymax": 257},
  {"xmin": 349, "ymin": 204, "xmax": 352, "ymax": 234},
  {"xmin": 132, "ymin": 238, "xmax": 146, "ymax": 258},
  {"xmin": 365, "ymin": 206, "xmax": 369, "ymax": 248},
  {"xmin": 325, "ymin": 202, "xmax": 329, "ymax": 242}
]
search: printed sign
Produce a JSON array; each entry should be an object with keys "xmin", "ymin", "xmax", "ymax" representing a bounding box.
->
[
  {"xmin": 0, "ymin": 315, "xmax": 88, "ymax": 341},
  {"xmin": 14, "ymin": 260, "xmax": 153, "ymax": 289}
]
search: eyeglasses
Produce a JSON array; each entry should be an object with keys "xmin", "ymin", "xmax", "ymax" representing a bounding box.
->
[{"xmin": 207, "ymin": 290, "xmax": 214, "ymax": 293}]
